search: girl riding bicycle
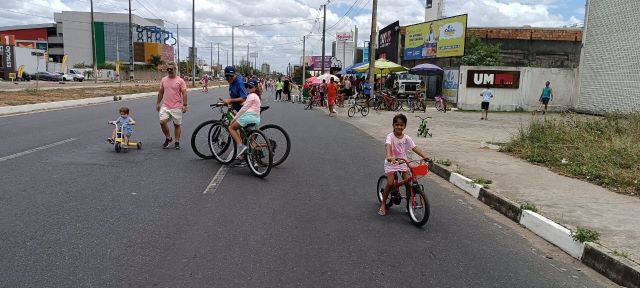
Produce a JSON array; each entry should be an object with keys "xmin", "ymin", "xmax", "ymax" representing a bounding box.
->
[
  {"xmin": 224, "ymin": 78, "xmax": 261, "ymax": 157},
  {"xmin": 379, "ymin": 114, "xmax": 430, "ymax": 216}
]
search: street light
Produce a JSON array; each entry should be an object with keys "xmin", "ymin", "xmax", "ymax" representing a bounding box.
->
[{"xmin": 231, "ymin": 23, "xmax": 245, "ymax": 66}]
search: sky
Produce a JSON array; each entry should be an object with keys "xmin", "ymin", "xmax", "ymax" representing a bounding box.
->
[{"xmin": 0, "ymin": 0, "xmax": 586, "ymax": 72}]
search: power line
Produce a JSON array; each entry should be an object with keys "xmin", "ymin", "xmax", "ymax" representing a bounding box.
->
[{"xmin": 326, "ymin": 0, "xmax": 362, "ymax": 31}]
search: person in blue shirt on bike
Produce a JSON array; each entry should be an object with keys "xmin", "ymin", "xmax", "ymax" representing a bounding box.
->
[
  {"xmin": 222, "ymin": 66, "xmax": 248, "ymax": 112},
  {"xmin": 361, "ymin": 78, "xmax": 371, "ymax": 101}
]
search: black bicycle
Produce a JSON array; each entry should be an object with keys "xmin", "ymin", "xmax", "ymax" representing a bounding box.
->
[
  {"xmin": 347, "ymin": 97, "xmax": 369, "ymax": 117},
  {"xmin": 191, "ymin": 101, "xmax": 291, "ymax": 166}
]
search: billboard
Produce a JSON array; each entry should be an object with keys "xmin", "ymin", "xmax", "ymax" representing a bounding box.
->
[
  {"xmin": 404, "ymin": 14, "xmax": 467, "ymax": 60},
  {"xmin": 466, "ymin": 70, "xmax": 521, "ymax": 89},
  {"xmin": 377, "ymin": 21, "xmax": 400, "ymax": 63},
  {"xmin": 336, "ymin": 32, "xmax": 353, "ymax": 42}
]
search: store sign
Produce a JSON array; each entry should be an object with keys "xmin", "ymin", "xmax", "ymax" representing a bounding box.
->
[
  {"xmin": 466, "ymin": 70, "xmax": 521, "ymax": 89},
  {"xmin": 443, "ymin": 69, "xmax": 459, "ymax": 98},
  {"xmin": 377, "ymin": 21, "xmax": 400, "ymax": 63},
  {"xmin": 404, "ymin": 14, "xmax": 467, "ymax": 60},
  {"xmin": 336, "ymin": 32, "xmax": 353, "ymax": 42},
  {"xmin": 2, "ymin": 44, "xmax": 16, "ymax": 80},
  {"xmin": 310, "ymin": 56, "xmax": 332, "ymax": 71}
]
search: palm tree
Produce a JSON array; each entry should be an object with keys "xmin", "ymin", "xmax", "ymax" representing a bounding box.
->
[{"xmin": 149, "ymin": 55, "xmax": 164, "ymax": 70}]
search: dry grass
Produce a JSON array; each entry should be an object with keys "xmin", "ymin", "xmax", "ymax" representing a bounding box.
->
[
  {"xmin": 502, "ymin": 113, "xmax": 640, "ymax": 196},
  {"xmin": 0, "ymin": 84, "xmax": 160, "ymax": 106}
]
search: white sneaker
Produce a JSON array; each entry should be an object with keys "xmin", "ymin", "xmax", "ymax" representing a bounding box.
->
[{"xmin": 237, "ymin": 145, "xmax": 247, "ymax": 156}]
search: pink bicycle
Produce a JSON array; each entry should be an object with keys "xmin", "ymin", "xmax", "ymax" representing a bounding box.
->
[{"xmin": 435, "ymin": 95, "xmax": 447, "ymax": 113}]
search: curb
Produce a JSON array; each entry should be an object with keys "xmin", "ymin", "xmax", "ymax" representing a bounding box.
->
[
  {"xmin": 0, "ymin": 86, "xmax": 226, "ymax": 116},
  {"xmin": 428, "ymin": 162, "xmax": 640, "ymax": 288}
]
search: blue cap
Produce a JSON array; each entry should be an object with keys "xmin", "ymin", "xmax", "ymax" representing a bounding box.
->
[
  {"xmin": 245, "ymin": 78, "xmax": 259, "ymax": 88},
  {"xmin": 224, "ymin": 66, "xmax": 235, "ymax": 76}
]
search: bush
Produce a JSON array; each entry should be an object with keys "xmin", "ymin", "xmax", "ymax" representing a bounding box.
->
[
  {"xmin": 502, "ymin": 113, "xmax": 640, "ymax": 196},
  {"xmin": 571, "ymin": 227, "xmax": 600, "ymax": 243}
]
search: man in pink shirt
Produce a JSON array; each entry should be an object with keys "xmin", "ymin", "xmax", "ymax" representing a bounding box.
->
[{"xmin": 156, "ymin": 63, "xmax": 188, "ymax": 149}]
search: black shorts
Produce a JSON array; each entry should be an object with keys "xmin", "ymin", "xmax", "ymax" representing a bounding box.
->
[
  {"xmin": 541, "ymin": 98, "xmax": 550, "ymax": 105},
  {"xmin": 341, "ymin": 88, "xmax": 352, "ymax": 96},
  {"xmin": 481, "ymin": 102, "xmax": 490, "ymax": 110}
]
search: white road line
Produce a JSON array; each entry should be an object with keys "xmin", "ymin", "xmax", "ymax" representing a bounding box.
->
[
  {"xmin": 203, "ymin": 166, "xmax": 229, "ymax": 194},
  {"xmin": 0, "ymin": 138, "xmax": 77, "ymax": 163}
]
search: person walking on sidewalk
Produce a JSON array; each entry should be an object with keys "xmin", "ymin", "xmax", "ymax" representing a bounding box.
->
[
  {"xmin": 156, "ymin": 63, "xmax": 188, "ymax": 149},
  {"xmin": 283, "ymin": 77, "xmax": 291, "ymax": 102},
  {"xmin": 327, "ymin": 78, "xmax": 338, "ymax": 116},
  {"xmin": 539, "ymin": 81, "xmax": 554, "ymax": 114},
  {"xmin": 319, "ymin": 79, "xmax": 327, "ymax": 107},
  {"xmin": 480, "ymin": 84, "xmax": 494, "ymax": 120},
  {"xmin": 275, "ymin": 78, "xmax": 283, "ymax": 101}
]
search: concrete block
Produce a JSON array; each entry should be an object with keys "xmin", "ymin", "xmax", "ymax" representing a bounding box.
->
[
  {"xmin": 429, "ymin": 163, "xmax": 451, "ymax": 181},
  {"xmin": 519, "ymin": 210, "xmax": 585, "ymax": 260},
  {"xmin": 478, "ymin": 188, "xmax": 522, "ymax": 223},
  {"xmin": 581, "ymin": 242, "xmax": 640, "ymax": 288},
  {"xmin": 449, "ymin": 172, "xmax": 481, "ymax": 198}
]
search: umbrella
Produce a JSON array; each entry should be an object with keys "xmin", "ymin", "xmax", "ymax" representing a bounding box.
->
[
  {"xmin": 410, "ymin": 63, "xmax": 444, "ymax": 75},
  {"xmin": 312, "ymin": 73, "xmax": 339, "ymax": 84},
  {"xmin": 337, "ymin": 62, "xmax": 367, "ymax": 75},
  {"xmin": 305, "ymin": 76, "xmax": 317, "ymax": 84},
  {"xmin": 353, "ymin": 59, "xmax": 408, "ymax": 74}
]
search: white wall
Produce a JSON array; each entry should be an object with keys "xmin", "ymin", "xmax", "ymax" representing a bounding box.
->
[
  {"xmin": 457, "ymin": 66, "xmax": 578, "ymax": 111},
  {"xmin": 14, "ymin": 47, "xmax": 46, "ymax": 74}
]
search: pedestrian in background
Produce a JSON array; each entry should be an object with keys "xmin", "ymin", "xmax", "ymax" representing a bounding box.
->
[
  {"xmin": 275, "ymin": 78, "xmax": 283, "ymax": 101},
  {"xmin": 283, "ymin": 77, "xmax": 291, "ymax": 102},
  {"xmin": 157, "ymin": 63, "xmax": 188, "ymax": 150},
  {"xmin": 201, "ymin": 74, "xmax": 209, "ymax": 93},
  {"xmin": 327, "ymin": 78, "xmax": 338, "ymax": 116},
  {"xmin": 480, "ymin": 84, "xmax": 493, "ymax": 120},
  {"xmin": 539, "ymin": 81, "xmax": 554, "ymax": 115}
]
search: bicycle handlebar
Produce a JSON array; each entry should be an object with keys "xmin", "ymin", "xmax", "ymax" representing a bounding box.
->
[{"xmin": 415, "ymin": 116, "xmax": 432, "ymax": 120}]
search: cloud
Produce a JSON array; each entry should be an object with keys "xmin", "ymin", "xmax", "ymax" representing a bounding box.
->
[{"xmin": 0, "ymin": 0, "xmax": 583, "ymax": 72}]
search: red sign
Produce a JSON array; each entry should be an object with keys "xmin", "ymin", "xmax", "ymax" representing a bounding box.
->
[{"xmin": 466, "ymin": 70, "xmax": 520, "ymax": 89}]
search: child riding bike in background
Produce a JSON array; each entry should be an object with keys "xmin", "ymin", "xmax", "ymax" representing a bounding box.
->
[
  {"xmin": 107, "ymin": 107, "xmax": 136, "ymax": 149},
  {"xmin": 379, "ymin": 113, "xmax": 430, "ymax": 216}
]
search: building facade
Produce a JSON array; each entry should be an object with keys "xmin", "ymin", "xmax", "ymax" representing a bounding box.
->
[
  {"xmin": 577, "ymin": 0, "xmax": 640, "ymax": 113},
  {"xmin": 261, "ymin": 63, "xmax": 270, "ymax": 74}
]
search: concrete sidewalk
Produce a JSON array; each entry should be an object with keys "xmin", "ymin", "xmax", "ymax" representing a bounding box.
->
[{"xmin": 325, "ymin": 104, "xmax": 640, "ymax": 266}]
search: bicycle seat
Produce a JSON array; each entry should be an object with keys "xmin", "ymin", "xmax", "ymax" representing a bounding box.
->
[{"xmin": 260, "ymin": 106, "xmax": 270, "ymax": 112}]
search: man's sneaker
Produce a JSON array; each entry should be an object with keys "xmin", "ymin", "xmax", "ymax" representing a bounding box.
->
[
  {"xmin": 175, "ymin": 142, "xmax": 181, "ymax": 150},
  {"xmin": 162, "ymin": 138, "xmax": 172, "ymax": 149},
  {"xmin": 233, "ymin": 155, "xmax": 247, "ymax": 167}
]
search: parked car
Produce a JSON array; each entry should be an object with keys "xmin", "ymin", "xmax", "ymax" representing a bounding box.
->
[
  {"xmin": 57, "ymin": 72, "xmax": 73, "ymax": 81},
  {"xmin": 19, "ymin": 72, "xmax": 32, "ymax": 81},
  {"xmin": 68, "ymin": 69, "xmax": 85, "ymax": 82},
  {"xmin": 34, "ymin": 71, "xmax": 63, "ymax": 81}
]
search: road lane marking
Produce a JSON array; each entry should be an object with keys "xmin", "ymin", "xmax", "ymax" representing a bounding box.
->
[
  {"xmin": 203, "ymin": 165, "xmax": 228, "ymax": 194},
  {"xmin": 0, "ymin": 138, "xmax": 77, "ymax": 163}
]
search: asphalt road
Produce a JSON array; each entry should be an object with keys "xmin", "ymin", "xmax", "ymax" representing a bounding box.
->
[{"xmin": 0, "ymin": 87, "xmax": 614, "ymax": 287}]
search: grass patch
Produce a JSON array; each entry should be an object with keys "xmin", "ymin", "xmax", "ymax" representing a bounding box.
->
[
  {"xmin": 571, "ymin": 227, "xmax": 600, "ymax": 243},
  {"xmin": 472, "ymin": 177, "xmax": 493, "ymax": 189},
  {"xmin": 435, "ymin": 159, "xmax": 452, "ymax": 166},
  {"xmin": 502, "ymin": 113, "xmax": 640, "ymax": 196},
  {"xmin": 611, "ymin": 249, "xmax": 629, "ymax": 258},
  {"xmin": 520, "ymin": 202, "xmax": 538, "ymax": 212}
]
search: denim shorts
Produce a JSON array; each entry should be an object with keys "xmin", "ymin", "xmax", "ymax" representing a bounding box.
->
[{"xmin": 236, "ymin": 112, "xmax": 260, "ymax": 127}]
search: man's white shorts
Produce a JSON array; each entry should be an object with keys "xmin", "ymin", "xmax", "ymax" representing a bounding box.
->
[{"xmin": 159, "ymin": 107, "xmax": 183, "ymax": 125}]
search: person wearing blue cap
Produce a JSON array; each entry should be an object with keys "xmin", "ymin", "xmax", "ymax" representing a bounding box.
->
[{"xmin": 222, "ymin": 66, "xmax": 248, "ymax": 112}]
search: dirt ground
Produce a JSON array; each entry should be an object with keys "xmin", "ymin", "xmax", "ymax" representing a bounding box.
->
[{"xmin": 0, "ymin": 81, "xmax": 225, "ymax": 106}]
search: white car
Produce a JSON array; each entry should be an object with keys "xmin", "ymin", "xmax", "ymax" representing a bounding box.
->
[
  {"xmin": 57, "ymin": 72, "xmax": 73, "ymax": 81},
  {"xmin": 68, "ymin": 69, "xmax": 85, "ymax": 82}
]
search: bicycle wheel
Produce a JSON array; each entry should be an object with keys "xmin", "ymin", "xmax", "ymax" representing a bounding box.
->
[
  {"xmin": 435, "ymin": 101, "xmax": 445, "ymax": 112},
  {"xmin": 245, "ymin": 130, "xmax": 273, "ymax": 178},
  {"xmin": 210, "ymin": 123, "xmax": 236, "ymax": 164},
  {"xmin": 190, "ymin": 120, "xmax": 217, "ymax": 159},
  {"xmin": 416, "ymin": 99, "xmax": 427, "ymax": 112},
  {"xmin": 376, "ymin": 175, "xmax": 394, "ymax": 209},
  {"xmin": 392, "ymin": 100, "xmax": 401, "ymax": 111},
  {"xmin": 259, "ymin": 124, "xmax": 291, "ymax": 167},
  {"xmin": 399, "ymin": 99, "xmax": 409, "ymax": 111},
  {"xmin": 360, "ymin": 105, "xmax": 369, "ymax": 116},
  {"xmin": 348, "ymin": 106, "xmax": 356, "ymax": 117},
  {"xmin": 407, "ymin": 184, "xmax": 430, "ymax": 226}
]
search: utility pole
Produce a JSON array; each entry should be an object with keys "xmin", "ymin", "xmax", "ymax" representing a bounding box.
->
[
  {"xmin": 128, "ymin": 0, "xmax": 134, "ymax": 81},
  {"xmin": 354, "ymin": 25, "xmax": 358, "ymax": 64},
  {"xmin": 321, "ymin": 4, "xmax": 326, "ymax": 75},
  {"xmin": 210, "ymin": 42, "xmax": 213, "ymax": 75},
  {"xmin": 302, "ymin": 35, "xmax": 306, "ymax": 85},
  {"xmin": 176, "ymin": 23, "xmax": 180, "ymax": 76},
  {"xmin": 90, "ymin": 0, "xmax": 97, "ymax": 83},
  {"xmin": 246, "ymin": 42, "xmax": 250, "ymax": 69},
  {"xmin": 191, "ymin": 0, "xmax": 195, "ymax": 87},
  {"xmin": 216, "ymin": 42, "xmax": 220, "ymax": 76},
  {"xmin": 231, "ymin": 26, "xmax": 235, "ymax": 66},
  {"xmin": 226, "ymin": 49, "xmax": 229, "ymax": 66},
  {"xmin": 369, "ymin": 0, "xmax": 377, "ymax": 96}
]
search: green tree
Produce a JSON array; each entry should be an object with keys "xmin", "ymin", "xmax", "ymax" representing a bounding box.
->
[
  {"xmin": 460, "ymin": 35, "xmax": 503, "ymax": 66},
  {"xmin": 149, "ymin": 55, "xmax": 164, "ymax": 70}
]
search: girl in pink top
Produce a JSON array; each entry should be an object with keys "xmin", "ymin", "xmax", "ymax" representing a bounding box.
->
[
  {"xmin": 227, "ymin": 78, "xmax": 261, "ymax": 156},
  {"xmin": 379, "ymin": 114, "xmax": 430, "ymax": 216}
]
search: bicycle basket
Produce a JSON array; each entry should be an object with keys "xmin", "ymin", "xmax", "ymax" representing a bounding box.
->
[{"xmin": 410, "ymin": 163, "xmax": 429, "ymax": 177}]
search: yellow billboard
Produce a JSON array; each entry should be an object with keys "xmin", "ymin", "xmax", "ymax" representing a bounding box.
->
[{"xmin": 404, "ymin": 14, "xmax": 467, "ymax": 60}]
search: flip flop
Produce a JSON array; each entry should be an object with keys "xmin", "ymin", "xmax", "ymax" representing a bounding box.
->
[{"xmin": 378, "ymin": 208, "xmax": 386, "ymax": 216}]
